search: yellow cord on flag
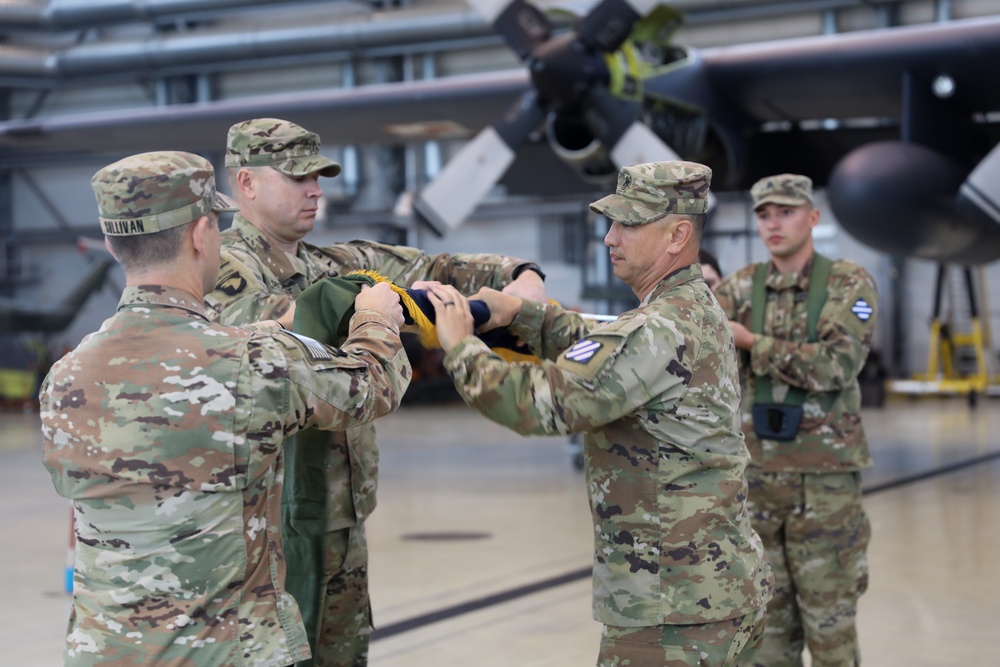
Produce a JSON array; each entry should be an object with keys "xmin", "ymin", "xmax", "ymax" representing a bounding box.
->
[
  {"xmin": 348, "ymin": 270, "xmax": 440, "ymax": 348},
  {"xmin": 347, "ymin": 270, "xmax": 541, "ymax": 363}
]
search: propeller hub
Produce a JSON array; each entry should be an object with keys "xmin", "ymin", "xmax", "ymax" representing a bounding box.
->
[{"xmin": 529, "ymin": 33, "xmax": 609, "ymax": 113}]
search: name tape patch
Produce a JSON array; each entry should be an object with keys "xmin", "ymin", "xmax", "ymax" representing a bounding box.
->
[
  {"xmin": 851, "ymin": 298, "xmax": 873, "ymax": 322},
  {"xmin": 565, "ymin": 339, "xmax": 602, "ymax": 363}
]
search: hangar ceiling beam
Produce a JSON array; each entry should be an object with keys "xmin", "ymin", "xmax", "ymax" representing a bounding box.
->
[
  {"xmin": 2, "ymin": 0, "xmax": 901, "ymax": 32},
  {"xmin": 679, "ymin": 0, "xmax": 890, "ymax": 26},
  {"xmin": 0, "ymin": 9, "xmax": 499, "ymax": 82},
  {"xmin": 0, "ymin": 1, "xmax": 909, "ymax": 83},
  {"xmin": 0, "ymin": 0, "xmax": 336, "ymax": 32}
]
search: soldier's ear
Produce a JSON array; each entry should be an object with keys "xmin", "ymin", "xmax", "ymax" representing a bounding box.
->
[
  {"xmin": 808, "ymin": 205, "xmax": 821, "ymax": 227},
  {"xmin": 235, "ymin": 168, "xmax": 256, "ymax": 199},
  {"xmin": 668, "ymin": 217, "xmax": 694, "ymax": 250},
  {"xmin": 190, "ymin": 215, "xmax": 214, "ymax": 258},
  {"xmin": 103, "ymin": 237, "xmax": 120, "ymax": 262}
]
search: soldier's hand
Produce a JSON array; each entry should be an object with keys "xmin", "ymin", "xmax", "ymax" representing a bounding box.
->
[
  {"xmin": 427, "ymin": 285, "xmax": 474, "ymax": 353},
  {"xmin": 356, "ymin": 283, "xmax": 404, "ymax": 327},
  {"xmin": 276, "ymin": 301, "xmax": 297, "ymax": 330},
  {"xmin": 472, "ymin": 287, "xmax": 522, "ymax": 332},
  {"xmin": 502, "ymin": 269, "xmax": 546, "ymax": 303},
  {"xmin": 409, "ymin": 279, "xmax": 443, "ymax": 291},
  {"xmin": 729, "ymin": 321, "xmax": 755, "ymax": 350}
]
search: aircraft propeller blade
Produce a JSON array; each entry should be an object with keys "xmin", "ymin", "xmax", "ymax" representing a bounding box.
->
[
  {"xmin": 609, "ymin": 121, "xmax": 679, "ymax": 167},
  {"xmin": 579, "ymin": 86, "xmax": 665, "ymax": 162},
  {"xmin": 414, "ymin": 89, "xmax": 546, "ymax": 236},
  {"xmin": 466, "ymin": 0, "xmax": 554, "ymax": 60},
  {"xmin": 415, "ymin": 0, "xmax": 688, "ymax": 233},
  {"xmin": 577, "ymin": 0, "xmax": 662, "ymax": 53}
]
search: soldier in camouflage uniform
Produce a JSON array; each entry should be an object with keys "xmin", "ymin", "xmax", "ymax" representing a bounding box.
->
[
  {"xmin": 205, "ymin": 118, "xmax": 549, "ymax": 667},
  {"xmin": 714, "ymin": 174, "xmax": 877, "ymax": 667},
  {"xmin": 428, "ymin": 161, "xmax": 774, "ymax": 667},
  {"xmin": 40, "ymin": 151, "xmax": 411, "ymax": 667}
]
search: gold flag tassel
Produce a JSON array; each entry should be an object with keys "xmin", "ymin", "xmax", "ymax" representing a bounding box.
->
[
  {"xmin": 347, "ymin": 270, "xmax": 541, "ymax": 364},
  {"xmin": 347, "ymin": 270, "xmax": 441, "ymax": 348}
]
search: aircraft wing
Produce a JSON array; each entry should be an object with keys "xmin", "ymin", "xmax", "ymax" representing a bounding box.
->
[{"xmin": 700, "ymin": 16, "xmax": 1000, "ymax": 123}]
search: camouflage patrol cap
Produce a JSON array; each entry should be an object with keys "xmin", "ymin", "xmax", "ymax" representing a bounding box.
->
[
  {"xmin": 589, "ymin": 161, "xmax": 712, "ymax": 225},
  {"xmin": 750, "ymin": 173, "xmax": 813, "ymax": 209},
  {"xmin": 225, "ymin": 118, "xmax": 342, "ymax": 177},
  {"xmin": 92, "ymin": 151, "xmax": 238, "ymax": 236}
]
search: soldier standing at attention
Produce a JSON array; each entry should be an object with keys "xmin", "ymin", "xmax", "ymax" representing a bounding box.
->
[
  {"xmin": 714, "ymin": 174, "xmax": 877, "ymax": 667},
  {"xmin": 428, "ymin": 161, "xmax": 773, "ymax": 667},
  {"xmin": 206, "ymin": 118, "xmax": 549, "ymax": 667},
  {"xmin": 40, "ymin": 151, "xmax": 411, "ymax": 667}
]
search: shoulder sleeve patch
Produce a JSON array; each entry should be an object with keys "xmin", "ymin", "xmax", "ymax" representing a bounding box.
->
[
  {"xmin": 216, "ymin": 270, "xmax": 248, "ymax": 297},
  {"xmin": 556, "ymin": 334, "xmax": 627, "ymax": 382},
  {"xmin": 564, "ymin": 339, "xmax": 602, "ymax": 363},
  {"xmin": 851, "ymin": 298, "xmax": 874, "ymax": 322}
]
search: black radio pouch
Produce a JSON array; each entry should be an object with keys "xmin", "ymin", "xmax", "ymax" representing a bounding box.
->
[{"xmin": 751, "ymin": 403, "xmax": 804, "ymax": 441}]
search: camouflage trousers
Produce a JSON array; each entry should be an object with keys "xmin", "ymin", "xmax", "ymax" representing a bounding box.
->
[
  {"xmin": 297, "ymin": 523, "xmax": 372, "ymax": 667},
  {"xmin": 740, "ymin": 470, "xmax": 870, "ymax": 667},
  {"xmin": 597, "ymin": 606, "xmax": 766, "ymax": 667}
]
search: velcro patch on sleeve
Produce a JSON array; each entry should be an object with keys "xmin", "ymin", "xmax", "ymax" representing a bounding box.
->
[{"xmin": 284, "ymin": 330, "xmax": 335, "ymax": 361}]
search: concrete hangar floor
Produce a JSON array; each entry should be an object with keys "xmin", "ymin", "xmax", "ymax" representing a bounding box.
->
[{"xmin": 2, "ymin": 396, "xmax": 998, "ymax": 666}]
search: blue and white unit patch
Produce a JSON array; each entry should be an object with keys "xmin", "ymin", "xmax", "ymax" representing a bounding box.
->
[
  {"xmin": 565, "ymin": 339, "xmax": 602, "ymax": 363},
  {"xmin": 851, "ymin": 298, "xmax": 874, "ymax": 322}
]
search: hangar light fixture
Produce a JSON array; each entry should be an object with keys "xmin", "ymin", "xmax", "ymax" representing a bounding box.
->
[{"xmin": 932, "ymin": 74, "xmax": 955, "ymax": 98}]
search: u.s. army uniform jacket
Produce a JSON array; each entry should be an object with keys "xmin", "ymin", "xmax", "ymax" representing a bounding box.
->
[
  {"xmin": 204, "ymin": 214, "xmax": 542, "ymax": 529},
  {"xmin": 714, "ymin": 255, "xmax": 877, "ymax": 472},
  {"xmin": 443, "ymin": 264, "xmax": 773, "ymax": 627},
  {"xmin": 40, "ymin": 285, "xmax": 410, "ymax": 666}
]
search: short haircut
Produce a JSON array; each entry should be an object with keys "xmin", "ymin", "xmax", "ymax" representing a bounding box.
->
[
  {"xmin": 106, "ymin": 215, "xmax": 214, "ymax": 272},
  {"xmin": 664, "ymin": 212, "xmax": 707, "ymax": 241}
]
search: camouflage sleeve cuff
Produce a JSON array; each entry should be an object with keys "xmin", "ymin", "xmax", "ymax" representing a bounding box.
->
[
  {"xmin": 509, "ymin": 298, "xmax": 547, "ymax": 341},
  {"xmin": 350, "ymin": 309, "xmax": 401, "ymax": 336},
  {"xmin": 750, "ymin": 333, "xmax": 776, "ymax": 377},
  {"xmin": 443, "ymin": 335, "xmax": 492, "ymax": 376},
  {"xmin": 508, "ymin": 299, "xmax": 548, "ymax": 354},
  {"xmin": 245, "ymin": 320, "xmax": 282, "ymax": 334}
]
